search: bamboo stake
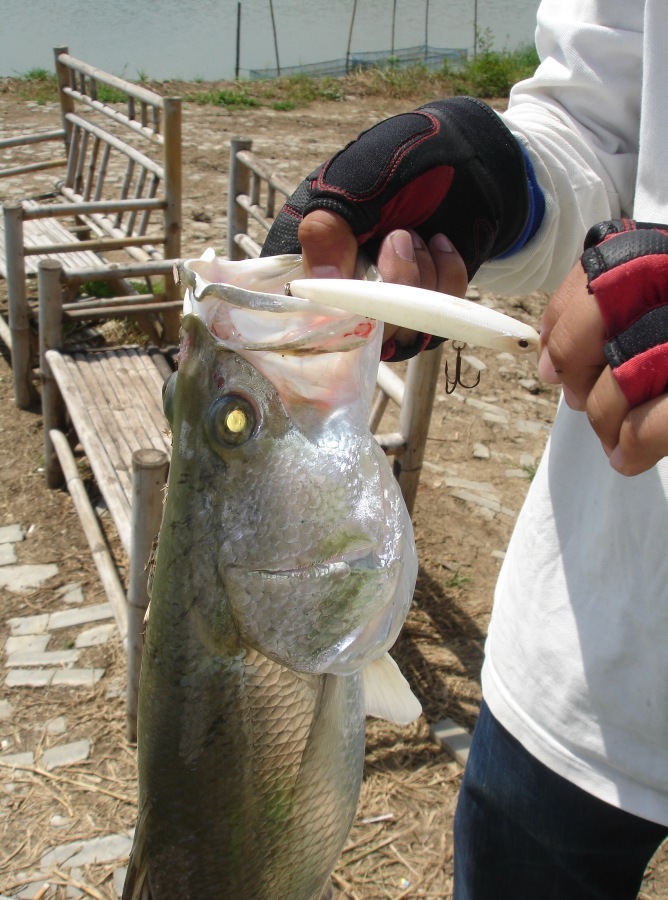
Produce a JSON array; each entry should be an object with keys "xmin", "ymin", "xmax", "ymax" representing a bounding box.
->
[
  {"xmin": 38, "ymin": 260, "xmax": 66, "ymax": 489},
  {"xmin": 228, "ymin": 137, "xmax": 253, "ymax": 260},
  {"xmin": 126, "ymin": 448, "xmax": 169, "ymax": 742},
  {"xmin": 394, "ymin": 345, "xmax": 444, "ymax": 516},
  {"xmin": 3, "ymin": 201, "xmax": 36, "ymax": 409}
]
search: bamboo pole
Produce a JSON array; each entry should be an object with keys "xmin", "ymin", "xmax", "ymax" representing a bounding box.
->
[
  {"xmin": 24, "ymin": 198, "xmax": 165, "ymax": 219},
  {"xmin": 162, "ymin": 96, "xmax": 182, "ymax": 342},
  {"xmin": 63, "ymin": 300, "xmax": 182, "ymax": 321},
  {"xmin": 269, "ymin": 0, "xmax": 281, "ymax": 76},
  {"xmin": 393, "ymin": 345, "xmax": 443, "ymax": 516},
  {"xmin": 23, "ymin": 234, "xmax": 165, "ymax": 256},
  {"xmin": 38, "ymin": 261, "xmax": 66, "ymax": 489},
  {"xmin": 0, "ymin": 157, "xmax": 69, "ymax": 179},
  {"xmin": 3, "ymin": 202, "xmax": 36, "ymax": 409},
  {"xmin": 56, "ymin": 51, "xmax": 165, "ymax": 109},
  {"xmin": 0, "ymin": 129, "xmax": 65, "ymax": 150},
  {"xmin": 235, "ymin": 1, "xmax": 242, "ymax": 79},
  {"xmin": 126, "ymin": 448, "xmax": 169, "ymax": 742},
  {"xmin": 228, "ymin": 137, "xmax": 253, "ymax": 260},
  {"xmin": 54, "ymin": 46, "xmax": 75, "ymax": 151},
  {"xmin": 346, "ymin": 0, "xmax": 358, "ymax": 73}
]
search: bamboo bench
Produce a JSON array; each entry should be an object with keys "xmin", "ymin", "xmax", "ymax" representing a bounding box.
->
[
  {"xmin": 0, "ymin": 46, "xmax": 182, "ymax": 409},
  {"xmin": 38, "ymin": 257, "xmax": 178, "ymax": 740},
  {"xmin": 227, "ymin": 136, "xmax": 443, "ymax": 518}
]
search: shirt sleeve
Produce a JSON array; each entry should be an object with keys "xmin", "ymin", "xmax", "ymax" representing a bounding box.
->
[{"xmin": 476, "ymin": 0, "xmax": 643, "ymax": 295}]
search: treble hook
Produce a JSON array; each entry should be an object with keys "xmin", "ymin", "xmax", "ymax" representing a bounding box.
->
[{"xmin": 444, "ymin": 341, "xmax": 482, "ymax": 395}]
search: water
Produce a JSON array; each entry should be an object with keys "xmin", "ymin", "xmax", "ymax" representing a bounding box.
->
[{"xmin": 0, "ymin": 0, "xmax": 539, "ymax": 82}]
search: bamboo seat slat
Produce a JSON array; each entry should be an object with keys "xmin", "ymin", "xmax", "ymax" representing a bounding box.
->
[
  {"xmin": 45, "ymin": 346, "xmax": 171, "ymax": 557},
  {"xmin": 0, "ymin": 201, "xmax": 107, "ymax": 277}
]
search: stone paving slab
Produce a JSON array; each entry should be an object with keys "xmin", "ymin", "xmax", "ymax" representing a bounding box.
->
[
  {"xmin": 5, "ymin": 634, "xmax": 50, "ymax": 655},
  {"xmin": 7, "ymin": 613, "xmax": 50, "ymax": 636},
  {"xmin": 430, "ymin": 717, "xmax": 472, "ymax": 767},
  {"xmin": 41, "ymin": 833, "xmax": 133, "ymax": 869},
  {"xmin": 0, "ymin": 524, "xmax": 23, "ymax": 544},
  {"xmin": 5, "ymin": 669, "xmax": 54, "ymax": 688},
  {"xmin": 0, "ymin": 543, "xmax": 17, "ymax": 565},
  {"xmin": 0, "ymin": 563, "xmax": 59, "ymax": 592},
  {"xmin": 51, "ymin": 669, "xmax": 105, "ymax": 687},
  {"xmin": 41, "ymin": 738, "xmax": 90, "ymax": 771},
  {"xmin": 5, "ymin": 668, "xmax": 104, "ymax": 688},
  {"xmin": 58, "ymin": 583, "xmax": 85, "ymax": 606},
  {"xmin": 75, "ymin": 622, "xmax": 116, "ymax": 648},
  {"xmin": 6, "ymin": 649, "xmax": 81, "ymax": 667},
  {"xmin": 48, "ymin": 603, "xmax": 113, "ymax": 630},
  {"xmin": 0, "ymin": 749, "xmax": 34, "ymax": 766}
]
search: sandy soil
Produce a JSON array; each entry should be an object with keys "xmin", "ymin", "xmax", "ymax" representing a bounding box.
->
[{"xmin": 1, "ymin": 83, "xmax": 667, "ymax": 898}]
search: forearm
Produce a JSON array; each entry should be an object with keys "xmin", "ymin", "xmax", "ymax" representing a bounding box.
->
[{"xmin": 477, "ymin": 0, "xmax": 642, "ymax": 295}]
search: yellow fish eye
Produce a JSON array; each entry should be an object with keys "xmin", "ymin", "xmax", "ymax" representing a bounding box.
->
[
  {"xmin": 225, "ymin": 407, "xmax": 248, "ymax": 434},
  {"xmin": 207, "ymin": 395, "xmax": 257, "ymax": 449}
]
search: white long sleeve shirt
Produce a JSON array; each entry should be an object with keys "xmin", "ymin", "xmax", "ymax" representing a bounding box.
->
[{"xmin": 475, "ymin": 0, "xmax": 668, "ymax": 825}]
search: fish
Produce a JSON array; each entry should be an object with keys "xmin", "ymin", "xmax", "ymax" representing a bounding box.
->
[{"xmin": 122, "ymin": 250, "xmax": 421, "ymax": 900}]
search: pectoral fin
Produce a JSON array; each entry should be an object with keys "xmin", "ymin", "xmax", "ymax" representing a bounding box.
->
[{"xmin": 362, "ymin": 653, "xmax": 422, "ymax": 725}]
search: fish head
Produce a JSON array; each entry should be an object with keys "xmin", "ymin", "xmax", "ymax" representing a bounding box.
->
[{"xmin": 163, "ymin": 252, "xmax": 417, "ymax": 676}]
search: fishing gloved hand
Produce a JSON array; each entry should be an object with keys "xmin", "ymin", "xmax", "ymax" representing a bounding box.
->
[
  {"xmin": 261, "ymin": 97, "xmax": 544, "ymax": 360},
  {"xmin": 540, "ymin": 219, "xmax": 668, "ymax": 475},
  {"xmin": 582, "ymin": 219, "xmax": 668, "ymax": 407}
]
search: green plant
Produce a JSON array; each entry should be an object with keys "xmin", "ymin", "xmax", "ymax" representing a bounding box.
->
[
  {"xmin": 96, "ymin": 82, "xmax": 128, "ymax": 103},
  {"xmin": 445, "ymin": 571, "xmax": 472, "ymax": 589},
  {"xmin": 186, "ymin": 88, "xmax": 261, "ymax": 109},
  {"xmin": 13, "ymin": 69, "xmax": 58, "ymax": 103},
  {"xmin": 81, "ymin": 281, "xmax": 116, "ymax": 299},
  {"xmin": 449, "ymin": 32, "xmax": 539, "ymax": 98}
]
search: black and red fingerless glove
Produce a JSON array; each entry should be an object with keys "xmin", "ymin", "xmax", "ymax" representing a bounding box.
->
[
  {"xmin": 261, "ymin": 97, "xmax": 540, "ymax": 279},
  {"xmin": 582, "ymin": 219, "xmax": 668, "ymax": 407}
]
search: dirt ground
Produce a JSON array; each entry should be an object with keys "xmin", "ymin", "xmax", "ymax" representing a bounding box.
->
[{"xmin": 1, "ymin": 84, "xmax": 668, "ymax": 898}]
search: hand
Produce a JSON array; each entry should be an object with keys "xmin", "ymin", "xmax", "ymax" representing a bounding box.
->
[
  {"xmin": 297, "ymin": 209, "xmax": 468, "ymax": 356},
  {"xmin": 539, "ymin": 220, "xmax": 668, "ymax": 475},
  {"xmin": 261, "ymin": 97, "xmax": 533, "ymax": 280}
]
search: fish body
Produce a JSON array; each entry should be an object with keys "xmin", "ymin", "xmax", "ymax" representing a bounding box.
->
[{"xmin": 123, "ymin": 252, "xmax": 419, "ymax": 899}]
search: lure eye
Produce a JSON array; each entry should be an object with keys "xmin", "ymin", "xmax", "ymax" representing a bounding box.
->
[
  {"xmin": 207, "ymin": 395, "xmax": 257, "ymax": 448},
  {"xmin": 162, "ymin": 372, "xmax": 178, "ymax": 424}
]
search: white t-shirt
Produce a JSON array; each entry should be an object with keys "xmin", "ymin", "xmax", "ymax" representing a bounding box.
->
[{"xmin": 475, "ymin": 0, "xmax": 668, "ymax": 825}]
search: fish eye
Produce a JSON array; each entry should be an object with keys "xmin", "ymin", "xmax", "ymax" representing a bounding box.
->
[
  {"xmin": 162, "ymin": 372, "xmax": 178, "ymax": 424},
  {"xmin": 207, "ymin": 394, "xmax": 257, "ymax": 448}
]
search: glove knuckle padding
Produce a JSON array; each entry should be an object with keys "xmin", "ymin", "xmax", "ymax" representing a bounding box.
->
[
  {"xmin": 262, "ymin": 97, "xmax": 530, "ymax": 279},
  {"xmin": 582, "ymin": 219, "xmax": 668, "ymax": 406}
]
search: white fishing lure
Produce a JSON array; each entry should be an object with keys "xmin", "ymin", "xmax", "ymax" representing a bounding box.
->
[{"xmin": 286, "ymin": 277, "xmax": 539, "ymax": 354}]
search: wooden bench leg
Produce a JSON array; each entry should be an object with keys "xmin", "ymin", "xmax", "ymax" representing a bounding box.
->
[
  {"xmin": 126, "ymin": 448, "xmax": 169, "ymax": 743},
  {"xmin": 4, "ymin": 202, "xmax": 37, "ymax": 409},
  {"xmin": 38, "ymin": 260, "xmax": 67, "ymax": 488}
]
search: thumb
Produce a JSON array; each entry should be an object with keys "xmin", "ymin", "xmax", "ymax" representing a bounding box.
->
[{"xmin": 298, "ymin": 209, "xmax": 358, "ymax": 279}]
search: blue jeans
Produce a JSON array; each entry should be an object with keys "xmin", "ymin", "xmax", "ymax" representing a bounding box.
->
[{"xmin": 453, "ymin": 701, "xmax": 668, "ymax": 899}]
